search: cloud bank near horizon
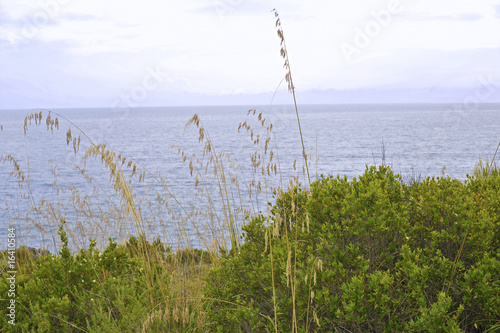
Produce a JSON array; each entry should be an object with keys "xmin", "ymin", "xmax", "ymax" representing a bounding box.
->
[{"xmin": 0, "ymin": 0, "xmax": 499, "ymax": 109}]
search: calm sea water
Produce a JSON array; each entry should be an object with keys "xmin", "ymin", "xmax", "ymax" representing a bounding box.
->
[{"xmin": 1, "ymin": 104, "xmax": 499, "ymax": 250}]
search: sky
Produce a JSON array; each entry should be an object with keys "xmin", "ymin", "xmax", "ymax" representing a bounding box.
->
[{"xmin": 0, "ymin": 0, "xmax": 499, "ymax": 109}]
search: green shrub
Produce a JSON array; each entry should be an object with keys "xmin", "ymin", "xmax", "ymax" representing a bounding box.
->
[
  {"xmin": 0, "ymin": 227, "xmax": 171, "ymax": 332},
  {"xmin": 204, "ymin": 166, "xmax": 500, "ymax": 332}
]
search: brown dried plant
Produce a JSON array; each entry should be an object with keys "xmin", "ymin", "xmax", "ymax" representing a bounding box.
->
[
  {"xmin": 20, "ymin": 110, "xmax": 186, "ymax": 305},
  {"xmin": 18, "ymin": 108, "xmax": 263, "ymax": 328},
  {"xmin": 177, "ymin": 113, "xmax": 246, "ymax": 252},
  {"xmin": 1, "ymin": 10, "xmax": 324, "ymax": 331},
  {"xmin": 273, "ymin": 8, "xmax": 311, "ymax": 186}
]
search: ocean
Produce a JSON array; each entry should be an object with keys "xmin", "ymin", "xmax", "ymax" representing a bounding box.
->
[{"xmin": 1, "ymin": 103, "xmax": 499, "ymax": 251}]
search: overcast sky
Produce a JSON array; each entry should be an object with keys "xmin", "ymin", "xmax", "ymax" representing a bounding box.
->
[{"xmin": 1, "ymin": 0, "xmax": 499, "ymax": 109}]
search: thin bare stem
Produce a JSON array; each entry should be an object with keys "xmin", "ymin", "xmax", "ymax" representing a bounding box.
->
[{"xmin": 272, "ymin": 9, "xmax": 311, "ymax": 187}]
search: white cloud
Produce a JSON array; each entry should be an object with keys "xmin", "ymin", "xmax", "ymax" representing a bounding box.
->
[{"xmin": 0, "ymin": 0, "xmax": 499, "ymax": 108}]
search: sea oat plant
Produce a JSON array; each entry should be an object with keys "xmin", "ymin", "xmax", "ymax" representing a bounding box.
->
[
  {"xmin": 273, "ymin": 8, "xmax": 311, "ymax": 187},
  {"xmin": 11, "ymin": 110, "xmax": 222, "ymax": 329},
  {"xmin": 7, "ymin": 101, "xmax": 294, "ymax": 331}
]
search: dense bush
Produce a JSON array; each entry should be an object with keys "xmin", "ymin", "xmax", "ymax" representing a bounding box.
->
[
  {"xmin": 0, "ymin": 227, "xmax": 174, "ymax": 332},
  {"xmin": 204, "ymin": 166, "xmax": 500, "ymax": 332},
  {"xmin": 2, "ymin": 166, "xmax": 498, "ymax": 332}
]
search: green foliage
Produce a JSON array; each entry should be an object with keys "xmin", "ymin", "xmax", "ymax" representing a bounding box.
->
[
  {"xmin": 2, "ymin": 165, "xmax": 498, "ymax": 331},
  {"xmin": 0, "ymin": 246, "xmax": 49, "ymax": 275},
  {"xmin": 125, "ymin": 234, "xmax": 171, "ymax": 261},
  {"xmin": 204, "ymin": 166, "xmax": 500, "ymax": 332},
  {"xmin": 0, "ymin": 226, "xmax": 172, "ymax": 332}
]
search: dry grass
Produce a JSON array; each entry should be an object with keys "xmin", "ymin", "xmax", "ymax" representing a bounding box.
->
[
  {"xmin": 2, "ymin": 103, "xmax": 311, "ymax": 330},
  {"xmin": 2, "ymin": 15, "xmax": 496, "ymax": 329},
  {"xmin": 1, "ymin": 11, "xmax": 316, "ymax": 332},
  {"xmin": 273, "ymin": 8, "xmax": 311, "ymax": 187}
]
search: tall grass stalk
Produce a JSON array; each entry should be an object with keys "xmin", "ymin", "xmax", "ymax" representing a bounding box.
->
[
  {"xmin": 17, "ymin": 111, "xmax": 205, "ymax": 329},
  {"xmin": 270, "ymin": 10, "xmax": 315, "ymax": 332},
  {"xmin": 273, "ymin": 9, "xmax": 311, "ymax": 187},
  {"xmin": 24, "ymin": 111, "xmax": 171, "ymax": 305},
  {"xmin": 4, "ymin": 9, "xmax": 495, "ymax": 331},
  {"xmin": 183, "ymin": 114, "xmax": 240, "ymax": 251},
  {"xmin": 17, "ymin": 102, "xmax": 286, "ymax": 328},
  {"xmin": 3, "ymin": 10, "xmax": 326, "ymax": 332}
]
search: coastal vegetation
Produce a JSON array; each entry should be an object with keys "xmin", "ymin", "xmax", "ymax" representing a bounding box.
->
[
  {"xmin": 1, "ymin": 162, "xmax": 499, "ymax": 332},
  {"xmin": 1, "ymin": 10, "xmax": 499, "ymax": 332}
]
